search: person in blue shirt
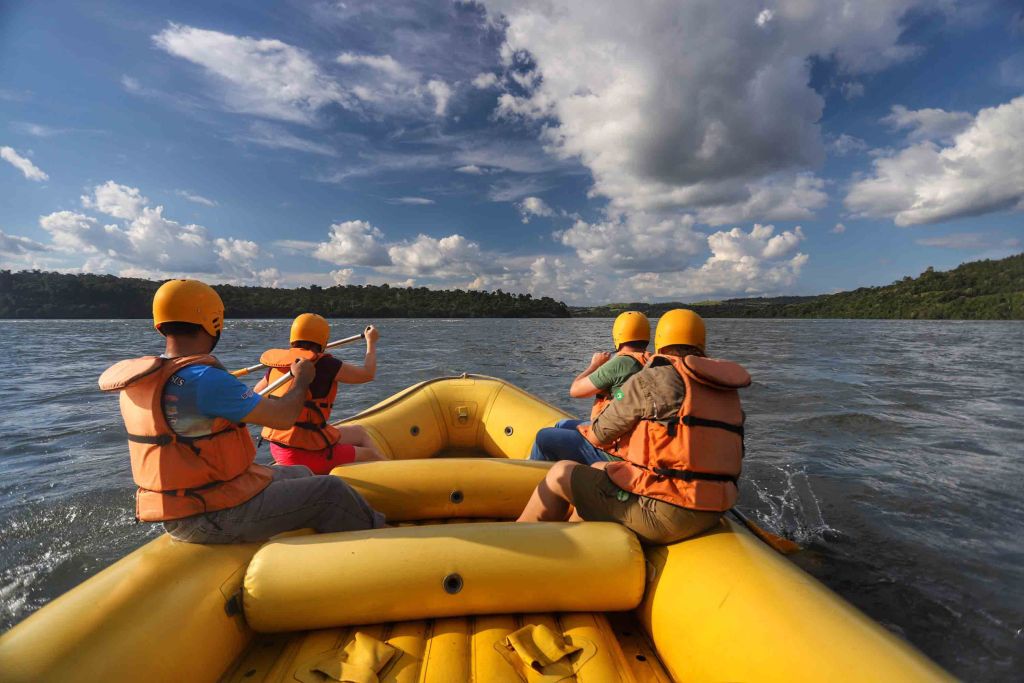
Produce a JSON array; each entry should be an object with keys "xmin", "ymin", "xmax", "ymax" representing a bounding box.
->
[{"xmin": 106, "ymin": 279, "xmax": 385, "ymax": 544}]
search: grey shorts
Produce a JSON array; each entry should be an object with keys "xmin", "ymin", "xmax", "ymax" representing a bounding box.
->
[
  {"xmin": 163, "ymin": 465, "xmax": 386, "ymax": 544},
  {"xmin": 570, "ymin": 465, "xmax": 721, "ymax": 545}
]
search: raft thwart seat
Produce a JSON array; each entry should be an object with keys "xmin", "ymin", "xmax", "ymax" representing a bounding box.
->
[{"xmin": 243, "ymin": 521, "xmax": 646, "ymax": 633}]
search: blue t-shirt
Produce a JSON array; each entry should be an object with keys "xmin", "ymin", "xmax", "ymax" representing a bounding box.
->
[{"xmin": 162, "ymin": 364, "xmax": 261, "ymax": 437}]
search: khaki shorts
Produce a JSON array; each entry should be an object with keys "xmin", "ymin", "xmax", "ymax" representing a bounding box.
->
[{"xmin": 570, "ymin": 465, "xmax": 721, "ymax": 545}]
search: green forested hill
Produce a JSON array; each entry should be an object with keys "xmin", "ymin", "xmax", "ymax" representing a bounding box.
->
[
  {"xmin": 573, "ymin": 253, "xmax": 1024, "ymax": 320},
  {"xmin": 1, "ymin": 253, "xmax": 1021, "ymax": 320},
  {"xmin": 0, "ymin": 270, "xmax": 570, "ymax": 318}
]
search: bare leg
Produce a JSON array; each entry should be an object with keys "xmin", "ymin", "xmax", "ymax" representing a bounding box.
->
[
  {"xmin": 517, "ymin": 461, "xmax": 580, "ymax": 523},
  {"xmin": 590, "ymin": 461, "xmax": 610, "ymax": 471},
  {"xmin": 353, "ymin": 446, "xmax": 384, "ymax": 462},
  {"xmin": 336, "ymin": 425, "xmax": 387, "ymax": 460}
]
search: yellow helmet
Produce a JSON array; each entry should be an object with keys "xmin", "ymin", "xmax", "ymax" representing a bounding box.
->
[
  {"xmin": 152, "ymin": 279, "xmax": 224, "ymax": 337},
  {"xmin": 290, "ymin": 313, "xmax": 330, "ymax": 349},
  {"xmin": 654, "ymin": 309, "xmax": 706, "ymax": 353},
  {"xmin": 611, "ymin": 311, "xmax": 650, "ymax": 349}
]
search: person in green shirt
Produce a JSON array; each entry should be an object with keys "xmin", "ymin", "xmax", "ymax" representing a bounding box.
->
[{"xmin": 528, "ymin": 312, "xmax": 650, "ymax": 464}]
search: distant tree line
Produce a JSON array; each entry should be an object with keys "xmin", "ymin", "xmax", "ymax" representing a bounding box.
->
[
  {"xmin": 0, "ymin": 271, "xmax": 570, "ymax": 319},
  {"xmin": 572, "ymin": 253, "xmax": 1024, "ymax": 320},
  {"xmin": 1, "ymin": 253, "xmax": 1020, "ymax": 320}
]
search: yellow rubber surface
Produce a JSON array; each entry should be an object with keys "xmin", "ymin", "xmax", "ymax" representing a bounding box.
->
[
  {"xmin": 333, "ymin": 457, "xmax": 550, "ymax": 520},
  {"xmin": 640, "ymin": 519, "xmax": 955, "ymax": 682},
  {"xmin": 0, "ymin": 375, "xmax": 954, "ymax": 682},
  {"xmin": 243, "ymin": 521, "xmax": 646, "ymax": 633},
  {"xmin": 336, "ymin": 374, "xmax": 571, "ymax": 459},
  {"xmin": 0, "ymin": 535, "xmax": 260, "ymax": 683},
  {"xmin": 221, "ymin": 611, "xmax": 672, "ymax": 683}
]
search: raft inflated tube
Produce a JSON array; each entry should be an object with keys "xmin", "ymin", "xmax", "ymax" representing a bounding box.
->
[
  {"xmin": 333, "ymin": 458, "xmax": 551, "ymax": 521},
  {"xmin": 243, "ymin": 522, "xmax": 645, "ymax": 633}
]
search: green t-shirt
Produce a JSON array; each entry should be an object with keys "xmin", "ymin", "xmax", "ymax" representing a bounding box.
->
[{"xmin": 588, "ymin": 355, "xmax": 643, "ymax": 399}]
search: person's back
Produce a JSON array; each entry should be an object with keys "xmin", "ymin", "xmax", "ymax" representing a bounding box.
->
[
  {"xmin": 256, "ymin": 314, "xmax": 384, "ymax": 474},
  {"xmin": 528, "ymin": 311, "xmax": 650, "ymax": 465},
  {"xmin": 100, "ymin": 279, "xmax": 384, "ymax": 544},
  {"xmin": 518, "ymin": 309, "xmax": 751, "ymax": 545}
]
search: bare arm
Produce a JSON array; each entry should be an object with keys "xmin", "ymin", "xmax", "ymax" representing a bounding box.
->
[
  {"xmin": 336, "ymin": 324, "xmax": 378, "ymax": 384},
  {"xmin": 241, "ymin": 359, "xmax": 314, "ymax": 429},
  {"xmin": 568, "ymin": 352, "xmax": 611, "ymax": 398}
]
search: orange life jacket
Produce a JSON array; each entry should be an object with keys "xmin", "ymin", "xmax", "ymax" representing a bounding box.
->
[
  {"xmin": 605, "ymin": 354, "xmax": 750, "ymax": 512},
  {"xmin": 579, "ymin": 349, "xmax": 650, "ymax": 458},
  {"xmin": 259, "ymin": 348, "xmax": 342, "ymax": 451},
  {"xmin": 98, "ymin": 354, "xmax": 272, "ymax": 522}
]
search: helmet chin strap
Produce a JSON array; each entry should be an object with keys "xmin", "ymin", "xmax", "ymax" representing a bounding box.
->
[{"xmin": 209, "ymin": 331, "xmax": 221, "ymax": 352}]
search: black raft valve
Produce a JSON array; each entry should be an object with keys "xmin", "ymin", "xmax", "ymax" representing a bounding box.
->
[{"xmin": 442, "ymin": 573, "xmax": 463, "ymax": 594}]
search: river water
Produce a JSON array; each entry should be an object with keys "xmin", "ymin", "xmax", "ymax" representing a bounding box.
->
[{"xmin": 0, "ymin": 318, "xmax": 1021, "ymax": 679}]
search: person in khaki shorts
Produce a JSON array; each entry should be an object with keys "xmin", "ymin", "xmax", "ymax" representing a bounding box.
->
[{"xmin": 518, "ymin": 309, "xmax": 751, "ymax": 545}]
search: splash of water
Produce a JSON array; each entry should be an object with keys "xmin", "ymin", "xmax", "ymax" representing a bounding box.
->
[{"xmin": 747, "ymin": 465, "xmax": 839, "ymax": 545}]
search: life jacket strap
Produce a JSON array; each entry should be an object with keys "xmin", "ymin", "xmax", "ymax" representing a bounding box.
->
[
  {"xmin": 127, "ymin": 433, "xmax": 174, "ymax": 446},
  {"xmin": 630, "ymin": 460, "xmax": 738, "ymax": 483},
  {"xmin": 127, "ymin": 423, "xmax": 243, "ymax": 456},
  {"xmin": 292, "ymin": 420, "xmax": 334, "ymax": 449},
  {"xmin": 649, "ymin": 466, "xmax": 738, "ymax": 483},
  {"xmin": 679, "ymin": 414, "xmax": 744, "ymax": 436}
]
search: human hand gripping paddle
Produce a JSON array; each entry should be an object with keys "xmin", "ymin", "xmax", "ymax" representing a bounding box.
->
[{"xmin": 230, "ymin": 331, "xmax": 367, "ymax": 383}]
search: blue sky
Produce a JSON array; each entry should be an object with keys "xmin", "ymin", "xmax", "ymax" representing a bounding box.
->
[{"xmin": 0, "ymin": 0, "xmax": 1021, "ymax": 304}]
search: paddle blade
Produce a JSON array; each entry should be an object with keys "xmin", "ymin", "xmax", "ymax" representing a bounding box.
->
[{"xmin": 731, "ymin": 509, "xmax": 801, "ymax": 555}]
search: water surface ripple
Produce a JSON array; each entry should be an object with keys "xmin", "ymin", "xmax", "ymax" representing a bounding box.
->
[{"xmin": 0, "ymin": 318, "xmax": 1021, "ymax": 679}]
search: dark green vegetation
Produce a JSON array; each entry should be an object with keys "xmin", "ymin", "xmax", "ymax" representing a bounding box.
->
[
  {"xmin": 1, "ymin": 253, "xmax": 1020, "ymax": 319},
  {"xmin": 575, "ymin": 253, "xmax": 1024, "ymax": 320},
  {"xmin": 0, "ymin": 271, "xmax": 570, "ymax": 318}
]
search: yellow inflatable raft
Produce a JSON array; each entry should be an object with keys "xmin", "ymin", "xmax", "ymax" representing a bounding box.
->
[{"xmin": 0, "ymin": 374, "xmax": 952, "ymax": 682}]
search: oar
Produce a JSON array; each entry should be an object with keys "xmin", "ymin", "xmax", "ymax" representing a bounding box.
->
[
  {"xmin": 729, "ymin": 508, "xmax": 801, "ymax": 555},
  {"xmin": 232, "ymin": 332, "xmax": 365, "ymax": 377},
  {"xmin": 252, "ymin": 332, "xmax": 366, "ymax": 396}
]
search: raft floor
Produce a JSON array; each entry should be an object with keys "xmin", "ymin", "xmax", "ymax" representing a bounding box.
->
[
  {"xmin": 220, "ymin": 610, "xmax": 671, "ymax": 682},
  {"xmin": 221, "ymin": 515, "xmax": 671, "ymax": 682}
]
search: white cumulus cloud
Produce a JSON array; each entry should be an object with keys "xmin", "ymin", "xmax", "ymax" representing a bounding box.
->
[
  {"xmin": 517, "ymin": 196, "xmax": 554, "ymax": 222},
  {"xmin": 1, "ymin": 146, "xmax": 48, "ymax": 181},
  {"xmin": 846, "ymin": 96, "xmax": 1024, "ymax": 226},
  {"xmin": 882, "ymin": 104, "xmax": 973, "ymax": 142},
  {"xmin": 559, "ymin": 212, "xmax": 705, "ymax": 272},
  {"xmin": 153, "ymin": 24, "xmax": 349, "ymax": 124},
  {"xmin": 313, "ymin": 220, "xmax": 392, "ymax": 266},
  {"xmin": 20, "ymin": 181, "xmax": 266, "ymax": 282},
  {"xmin": 480, "ymin": 0, "xmax": 937, "ymax": 221},
  {"xmin": 82, "ymin": 181, "xmax": 149, "ymax": 219},
  {"xmin": 472, "ymin": 72, "xmax": 500, "ymax": 89},
  {"xmin": 628, "ymin": 224, "xmax": 808, "ymax": 298},
  {"xmin": 388, "ymin": 234, "xmax": 483, "ymax": 278},
  {"xmin": 427, "ymin": 79, "xmax": 453, "ymax": 117}
]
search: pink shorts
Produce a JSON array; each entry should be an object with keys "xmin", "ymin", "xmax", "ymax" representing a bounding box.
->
[{"xmin": 269, "ymin": 442, "xmax": 357, "ymax": 475}]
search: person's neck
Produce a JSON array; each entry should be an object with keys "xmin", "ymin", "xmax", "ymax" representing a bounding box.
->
[{"xmin": 164, "ymin": 336, "xmax": 213, "ymax": 359}]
